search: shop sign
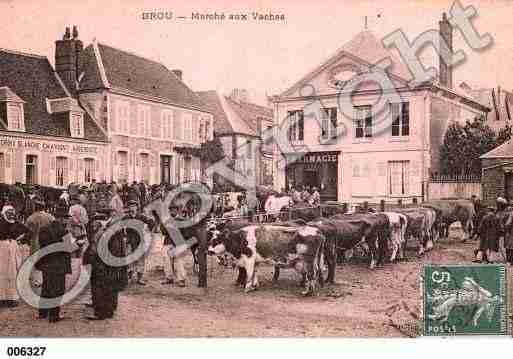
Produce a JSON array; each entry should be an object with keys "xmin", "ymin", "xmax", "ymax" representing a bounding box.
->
[{"xmin": 0, "ymin": 136, "xmax": 99, "ymax": 154}]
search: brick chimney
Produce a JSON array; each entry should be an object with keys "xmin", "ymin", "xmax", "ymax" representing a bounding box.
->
[
  {"xmin": 439, "ymin": 13, "xmax": 453, "ymax": 88},
  {"xmin": 172, "ymin": 69, "xmax": 182, "ymax": 81},
  {"xmin": 55, "ymin": 25, "xmax": 83, "ymax": 97}
]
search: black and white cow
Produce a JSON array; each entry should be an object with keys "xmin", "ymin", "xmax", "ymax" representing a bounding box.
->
[{"xmin": 208, "ymin": 224, "xmax": 326, "ymax": 295}]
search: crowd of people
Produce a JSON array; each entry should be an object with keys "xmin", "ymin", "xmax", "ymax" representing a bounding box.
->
[{"xmin": 0, "ymin": 180, "xmax": 199, "ymax": 322}]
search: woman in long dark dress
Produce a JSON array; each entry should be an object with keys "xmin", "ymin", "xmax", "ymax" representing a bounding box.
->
[
  {"xmin": 83, "ymin": 217, "xmax": 128, "ymax": 320},
  {"xmin": 0, "ymin": 205, "xmax": 30, "ymax": 307}
]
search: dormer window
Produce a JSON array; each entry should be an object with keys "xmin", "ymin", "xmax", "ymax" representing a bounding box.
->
[
  {"xmin": 0, "ymin": 87, "xmax": 26, "ymax": 132},
  {"xmin": 8, "ymin": 103, "xmax": 24, "ymax": 131},
  {"xmin": 71, "ymin": 112, "xmax": 84, "ymax": 138}
]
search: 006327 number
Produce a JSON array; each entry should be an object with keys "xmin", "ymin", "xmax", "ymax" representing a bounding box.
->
[{"xmin": 6, "ymin": 347, "xmax": 46, "ymax": 357}]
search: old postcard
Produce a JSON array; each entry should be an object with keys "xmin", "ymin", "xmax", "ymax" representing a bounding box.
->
[{"xmin": 0, "ymin": 0, "xmax": 512, "ymax": 343}]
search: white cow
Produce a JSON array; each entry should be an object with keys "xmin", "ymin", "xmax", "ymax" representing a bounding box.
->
[{"xmin": 382, "ymin": 212, "xmax": 408, "ymax": 262}]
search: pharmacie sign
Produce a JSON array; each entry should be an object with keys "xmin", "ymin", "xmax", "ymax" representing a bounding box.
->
[{"xmin": 297, "ymin": 152, "xmax": 338, "ymax": 164}]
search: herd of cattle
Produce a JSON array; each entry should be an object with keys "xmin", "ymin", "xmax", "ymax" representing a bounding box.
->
[{"xmin": 205, "ymin": 199, "xmax": 476, "ymax": 296}]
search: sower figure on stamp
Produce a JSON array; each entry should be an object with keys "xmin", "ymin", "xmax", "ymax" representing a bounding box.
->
[
  {"xmin": 36, "ymin": 220, "xmax": 72, "ymax": 323},
  {"xmin": 123, "ymin": 199, "xmax": 154, "ymax": 285},
  {"xmin": 83, "ymin": 218, "xmax": 128, "ymax": 320}
]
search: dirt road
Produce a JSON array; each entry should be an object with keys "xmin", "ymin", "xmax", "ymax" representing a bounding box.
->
[{"xmin": 0, "ymin": 237, "xmax": 503, "ymax": 337}]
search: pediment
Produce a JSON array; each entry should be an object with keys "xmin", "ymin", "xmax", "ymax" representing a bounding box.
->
[{"xmin": 282, "ymin": 54, "xmax": 408, "ymax": 98}]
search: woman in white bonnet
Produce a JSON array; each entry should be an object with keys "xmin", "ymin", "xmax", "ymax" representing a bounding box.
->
[{"xmin": 0, "ymin": 205, "xmax": 30, "ymax": 307}]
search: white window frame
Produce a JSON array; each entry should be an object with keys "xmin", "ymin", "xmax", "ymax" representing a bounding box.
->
[
  {"xmin": 83, "ymin": 158, "xmax": 95, "ymax": 183},
  {"xmin": 55, "ymin": 156, "xmax": 68, "ymax": 187},
  {"xmin": 137, "ymin": 105, "xmax": 151, "ymax": 137},
  {"xmin": 354, "ymin": 105, "xmax": 372, "ymax": 139},
  {"xmin": 7, "ymin": 103, "xmax": 25, "ymax": 132},
  {"xmin": 388, "ymin": 160, "xmax": 410, "ymax": 196},
  {"xmin": 116, "ymin": 100, "xmax": 130, "ymax": 135},
  {"xmin": 70, "ymin": 112, "xmax": 84, "ymax": 138},
  {"xmin": 161, "ymin": 110, "xmax": 173, "ymax": 139},
  {"xmin": 0, "ymin": 152, "xmax": 5, "ymax": 183},
  {"xmin": 182, "ymin": 112, "xmax": 193, "ymax": 143},
  {"xmin": 390, "ymin": 102, "xmax": 410, "ymax": 137}
]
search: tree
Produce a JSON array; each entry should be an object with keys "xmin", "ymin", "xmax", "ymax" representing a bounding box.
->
[{"xmin": 439, "ymin": 116, "xmax": 512, "ymax": 176}]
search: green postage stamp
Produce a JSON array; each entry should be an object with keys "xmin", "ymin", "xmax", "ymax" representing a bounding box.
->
[{"xmin": 422, "ymin": 264, "xmax": 508, "ymax": 336}]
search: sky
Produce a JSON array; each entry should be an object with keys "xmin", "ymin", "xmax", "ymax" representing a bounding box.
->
[{"xmin": 1, "ymin": 0, "xmax": 512, "ymax": 106}]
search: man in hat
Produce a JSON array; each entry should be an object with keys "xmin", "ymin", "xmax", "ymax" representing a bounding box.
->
[
  {"xmin": 474, "ymin": 198, "xmax": 505, "ymax": 263},
  {"xmin": 0, "ymin": 205, "xmax": 30, "ymax": 307},
  {"xmin": 36, "ymin": 220, "xmax": 72, "ymax": 322},
  {"xmin": 25, "ymin": 199, "xmax": 55, "ymax": 287},
  {"xmin": 156, "ymin": 203, "xmax": 187, "ymax": 287},
  {"xmin": 109, "ymin": 184, "xmax": 124, "ymax": 218},
  {"xmin": 68, "ymin": 196, "xmax": 89, "ymax": 257},
  {"xmin": 122, "ymin": 199, "xmax": 154, "ymax": 285}
]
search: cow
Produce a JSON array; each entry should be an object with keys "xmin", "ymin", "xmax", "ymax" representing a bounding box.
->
[
  {"xmin": 423, "ymin": 199, "xmax": 475, "ymax": 241},
  {"xmin": 382, "ymin": 212, "xmax": 408, "ymax": 261},
  {"xmin": 208, "ymin": 223, "xmax": 326, "ymax": 295},
  {"xmin": 310, "ymin": 213, "xmax": 390, "ymax": 271},
  {"xmin": 394, "ymin": 207, "xmax": 437, "ymax": 256}
]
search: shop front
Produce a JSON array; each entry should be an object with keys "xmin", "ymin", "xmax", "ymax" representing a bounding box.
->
[
  {"xmin": 0, "ymin": 133, "xmax": 108, "ymax": 187},
  {"xmin": 285, "ymin": 151, "xmax": 339, "ymax": 201}
]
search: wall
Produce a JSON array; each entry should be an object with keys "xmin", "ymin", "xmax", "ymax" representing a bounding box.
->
[
  {"xmin": 273, "ymin": 90, "xmax": 429, "ymax": 202},
  {"xmin": 0, "ymin": 132, "xmax": 107, "ymax": 186},
  {"xmin": 481, "ymin": 158, "xmax": 513, "ymax": 205},
  {"xmin": 428, "ymin": 181, "xmax": 481, "ymax": 200},
  {"xmin": 105, "ymin": 92, "xmax": 212, "ymax": 184}
]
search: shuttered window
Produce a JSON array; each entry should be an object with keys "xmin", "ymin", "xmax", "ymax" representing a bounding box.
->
[
  {"xmin": 287, "ymin": 110, "xmax": 304, "ymax": 141},
  {"xmin": 0, "ymin": 153, "xmax": 5, "ymax": 182},
  {"xmin": 391, "ymin": 102, "xmax": 410, "ymax": 137},
  {"xmin": 117, "ymin": 101, "xmax": 130, "ymax": 135},
  {"xmin": 84, "ymin": 158, "xmax": 95, "ymax": 183},
  {"xmin": 388, "ymin": 161, "xmax": 409, "ymax": 195},
  {"xmin": 56, "ymin": 156, "xmax": 68, "ymax": 187},
  {"xmin": 320, "ymin": 107, "xmax": 338, "ymax": 140},
  {"xmin": 354, "ymin": 105, "xmax": 372, "ymax": 138},
  {"xmin": 118, "ymin": 151, "xmax": 128, "ymax": 182}
]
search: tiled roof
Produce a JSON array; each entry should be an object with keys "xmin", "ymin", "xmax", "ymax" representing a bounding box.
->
[
  {"xmin": 225, "ymin": 97, "xmax": 273, "ymax": 132},
  {"xmin": 81, "ymin": 42, "xmax": 207, "ymax": 112},
  {"xmin": 469, "ymin": 87, "xmax": 513, "ymax": 132},
  {"xmin": 337, "ymin": 31, "xmax": 413, "ymax": 81},
  {"xmin": 196, "ymin": 91, "xmax": 270, "ymax": 137},
  {"xmin": 280, "ymin": 30, "xmax": 415, "ymax": 97},
  {"xmin": 0, "ymin": 86, "xmax": 24, "ymax": 102},
  {"xmin": 196, "ymin": 91, "xmax": 233, "ymax": 135},
  {"xmin": 481, "ymin": 139, "xmax": 513, "ymax": 159},
  {"xmin": 0, "ymin": 48, "xmax": 106, "ymax": 141}
]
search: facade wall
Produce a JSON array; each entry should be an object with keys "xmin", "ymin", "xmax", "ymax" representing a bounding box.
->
[
  {"xmin": 0, "ymin": 132, "xmax": 107, "ymax": 187},
  {"xmin": 481, "ymin": 158, "xmax": 513, "ymax": 205},
  {"xmin": 83, "ymin": 92, "xmax": 214, "ymax": 185},
  {"xmin": 273, "ymin": 91, "xmax": 430, "ymax": 203}
]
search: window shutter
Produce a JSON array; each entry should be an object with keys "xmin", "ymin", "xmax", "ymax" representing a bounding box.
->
[
  {"xmin": 330, "ymin": 107, "xmax": 337, "ymax": 139},
  {"xmin": 5, "ymin": 153, "xmax": 10, "ymax": 168}
]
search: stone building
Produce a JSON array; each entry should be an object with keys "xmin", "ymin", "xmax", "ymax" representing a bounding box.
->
[
  {"xmin": 270, "ymin": 14, "xmax": 489, "ymax": 203},
  {"xmin": 481, "ymin": 139, "xmax": 513, "ymax": 205},
  {"xmin": 197, "ymin": 89, "xmax": 273, "ymax": 187},
  {"xmin": 0, "ymin": 26, "xmax": 214, "ymax": 187},
  {"xmin": 0, "ymin": 47, "xmax": 108, "ymax": 186}
]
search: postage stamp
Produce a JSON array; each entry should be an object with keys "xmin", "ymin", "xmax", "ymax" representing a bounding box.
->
[{"xmin": 422, "ymin": 264, "xmax": 508, "ymax": 336}]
